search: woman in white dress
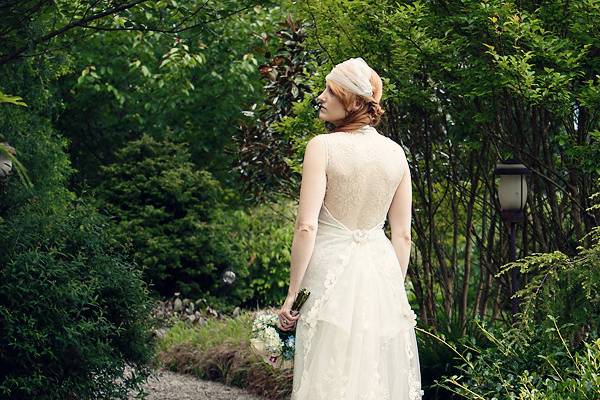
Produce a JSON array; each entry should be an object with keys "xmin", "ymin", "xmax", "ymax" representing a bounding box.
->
[{"xmin": 278, "ymin": 57, "xmax": 424, "ymax": 400}]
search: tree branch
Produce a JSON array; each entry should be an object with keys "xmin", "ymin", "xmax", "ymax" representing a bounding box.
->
[
  {"xmin": 0, "ymin": 0, "xmax": 148, "ymax": 65},
  {"xmin": 77, "ymin": 1, "xmax": 262, "ymax": 35},
  {"xmin": 0, "ymin": 0, "xmax": 52, "ymax": 39},
  {"xmin": 0, "ymin": 0, "xmax": 265, "ymax": 65}
]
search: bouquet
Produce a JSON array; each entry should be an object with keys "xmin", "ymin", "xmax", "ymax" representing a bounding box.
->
[{"xmin": 250, "ymin": 288, "xmax": 310, "ymax": 369}]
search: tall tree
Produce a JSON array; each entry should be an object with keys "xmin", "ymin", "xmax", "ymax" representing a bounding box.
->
[{"xmin": 239, "ymin": 0, "xmax": 600, "ymax": 333}]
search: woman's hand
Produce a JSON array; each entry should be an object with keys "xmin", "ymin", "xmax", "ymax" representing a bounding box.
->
[{"xmin": 278, "ymin": 296, "xmax": 300, "ymax": 331}]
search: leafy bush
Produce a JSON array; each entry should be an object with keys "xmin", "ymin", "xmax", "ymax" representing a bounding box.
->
[
  {"xmin": 0, "ymin": 200, "xmax": 155, "ymax": 399},
  {"xmin": 95, "ymin": 134, "xmax": 234, "ymax": 298},
  {"xmin": 235, "ymin": 14, "xmax": 321, "ymax": 202},
  {"xmin": 1, "ymin": 51, "xmax": 157, "ymax": 398},
  {"xmin": 219, "ymin": 199, "xmax": 295, "ymax": 308},
  {"xmin": 436, "ymin": 183, "xmax": 600, "ymax": 399},
  {"xmin": 438, "ymin": 319, "xmax": 599, "ymax": 400},
  {"xmin": 95, "ymin": 135, "xmax": 295, "ymax": 307}
]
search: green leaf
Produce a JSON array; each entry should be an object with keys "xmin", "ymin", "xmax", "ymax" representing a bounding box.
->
[{"xmin": 0, "ymin": 90, "xmax": 27, "ymax": 107}]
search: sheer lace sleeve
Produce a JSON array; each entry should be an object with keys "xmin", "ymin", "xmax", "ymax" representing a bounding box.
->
[{"xmin": 287, "ymin": 134, "xmax": 328, "ymax": 298}]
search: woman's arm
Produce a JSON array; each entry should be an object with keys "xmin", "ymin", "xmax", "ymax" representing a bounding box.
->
[
  {"xmin": 388, "ymin": 150, "xmax": 412, "ymax": 279},
  {"xmin": 285, "ymin": 135, "xmax": 328, "ymax": 301}
]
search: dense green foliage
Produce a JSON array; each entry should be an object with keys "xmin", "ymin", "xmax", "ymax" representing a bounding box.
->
[
  {"xmin": 236, "ymin": 15, "xmax": 322, "ymax": 201},
  {"xmin": 46, "ymin": 0, "xmax": 298, "ymax": 308},
  {"xmin": 436, "ymin": 184, "xmax": 600, "ymax": 399},
  {"xmin": 0, "ymin": 92, "xmax": 155, "ymax": 398},
  {"xmin": 93, "ymin": 134, "xmax": 295, "ymax": 306},
  {"xmin": 54, "ymin": 1, "xmax": 288, "ymax": 189},
  {"xmin": 0, "ymin": 2, "xmax": 162, "ymax": 398},
  {"xmin": 0, "ymin": 201, "xmax": 155, "ymax": 399},
  {"xmin": 441, "ymin": 323, "xmax": 599, "ymax": 399},
  {"xmin": 95, "ymin": 134, "xmax": 232, "ymax": 297},
  {"xmin": 225, "ymin": 200, "xmax": 295, "ymax": 307}
]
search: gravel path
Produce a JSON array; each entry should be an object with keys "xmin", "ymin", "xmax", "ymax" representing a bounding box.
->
[{"xmin": 128, "ymin": 369, "xmax": 265, "ymax": 400}]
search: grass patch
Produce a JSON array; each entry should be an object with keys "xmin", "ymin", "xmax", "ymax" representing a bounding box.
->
[
  {"xmin": 156, "ymin": 311, "xmax": 254, "ymax": 354},
  {"xmin": 154, "ymin": 307, "xmax": 292, "ymax": 400}
]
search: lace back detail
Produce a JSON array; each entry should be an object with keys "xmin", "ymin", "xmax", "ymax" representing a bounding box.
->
[{"xmin": 322, "ymin": 126, "xmax": 407, "ymax": 231}]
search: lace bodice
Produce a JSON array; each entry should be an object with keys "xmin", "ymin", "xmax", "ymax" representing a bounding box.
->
[{"xmin": 321, "ymin": 125, "xmax": 408, "ymax": 230}]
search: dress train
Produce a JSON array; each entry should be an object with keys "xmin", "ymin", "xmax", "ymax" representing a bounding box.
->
[{"xmin": 291, "ymin": 204, "xmax": 424, "ymax": 400}]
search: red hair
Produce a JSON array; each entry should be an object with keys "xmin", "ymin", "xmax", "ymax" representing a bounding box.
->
[{"xmin": 326, "ymin": 68, "xmax": 385, "ymax": 133}]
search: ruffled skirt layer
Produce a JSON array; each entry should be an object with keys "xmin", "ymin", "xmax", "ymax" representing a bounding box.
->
[{"xmin": 291, "ymin": 207, "xmax": 424, "ymax": 400}]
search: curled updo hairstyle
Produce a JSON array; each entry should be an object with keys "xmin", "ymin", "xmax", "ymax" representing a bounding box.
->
[{"xmin": 326, "ymin": 68, "xmax": 385, "ymax": 133}]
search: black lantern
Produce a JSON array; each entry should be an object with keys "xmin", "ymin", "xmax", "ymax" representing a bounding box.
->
[
  {"xmin": 494, "ymin": 158, "xmax": 529, "ymax": 317},
  {"xmin": 494, "ymin": 159, "xmax": 529, "ymax": 221}
]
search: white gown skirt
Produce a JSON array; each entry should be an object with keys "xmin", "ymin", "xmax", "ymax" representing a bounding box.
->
[{"xmin": 291, "ymin": 205, "xmax": 424, "ymax": 400}]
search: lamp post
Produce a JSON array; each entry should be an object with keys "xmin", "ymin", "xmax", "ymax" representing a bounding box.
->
[{"xmin": 494, "ymin": 159, "xmax": 529, "ymax": 317}]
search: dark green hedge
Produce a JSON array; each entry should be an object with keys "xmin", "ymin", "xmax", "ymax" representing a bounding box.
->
[{"xmin": 0, "ymin": 200, "xmax": 156, "ymax": 399}]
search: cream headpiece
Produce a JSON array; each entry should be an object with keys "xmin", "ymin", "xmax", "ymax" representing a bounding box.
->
[{"xmin": 325, "ymin": 57, "xmax": 373, "ymax": 97}]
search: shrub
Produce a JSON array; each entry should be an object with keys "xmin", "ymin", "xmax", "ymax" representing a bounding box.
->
[
  {"xmin": 96, "ymin": 137, "xmax": 295, "ymax": 308},
  {"xmin": 95, "ymin": 134, "xmax": 236, "ymax": 298},
  {"xmin": 0, "ymin": 199, "xmax": 156, "ymax": 399},
  {"xmin": 220, "ymin": 199, "xmax": 295, "ymax": 309},
  {"xmin": 1, "ymin": 27, "xmax": 156, "ymax": 399},
  {"xmin": 438, "ymin": 319, "xmax": 599, "ymax": 400},
  {"xmin": 436, "ymin": 183, "xmax": 600, "ymax": 399}
]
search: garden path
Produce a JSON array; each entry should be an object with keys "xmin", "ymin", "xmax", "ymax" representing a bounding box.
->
[{"xmin": 128, "ymin": 368, "xmax": 264, "ymax": 400}]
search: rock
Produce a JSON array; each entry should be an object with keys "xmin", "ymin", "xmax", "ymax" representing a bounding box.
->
[
  {"xmin": 153, "ymin": 328, "xmax": 168, "ymax": 339},
  {"xmin": 195, "ymin": 298, "xmax": 207, "ymax": 308},
  {"xmin": 206, "ymin": 306, "xmax": 218, "ymax": 318},
  {"xmin": 174, "ymin": 298, "xmax": 183, "ymax": 312},
  {"xmin": 182, "ymin": 298, "xmax": 190, "ymax": 306},
  {"xmin": 188, "ymin": 314, "xmax": 196, "ymax": 323},
  {"xmin": 233, "ymin": 307, "xmax": 241, "ymax": 317}
]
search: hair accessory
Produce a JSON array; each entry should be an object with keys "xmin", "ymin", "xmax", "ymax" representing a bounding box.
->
[{"xmin": 325, "ymin": 57, "xmax": 373, "ymax": 97}]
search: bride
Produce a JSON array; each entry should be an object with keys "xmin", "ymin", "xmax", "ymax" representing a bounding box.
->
[{"xmin": 278, "ymin": 57, "xmax": 424, "ymax": 400}]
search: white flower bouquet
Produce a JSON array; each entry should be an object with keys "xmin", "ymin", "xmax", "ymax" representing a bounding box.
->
[{"xmin": 250, "ymin": 288, "xmax": 310, "ymax": 369}]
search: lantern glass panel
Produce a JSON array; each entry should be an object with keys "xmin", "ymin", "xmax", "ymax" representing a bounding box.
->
[{"xmin": 498, "ymin": 175, "xmax": 528, "ymax": 210}]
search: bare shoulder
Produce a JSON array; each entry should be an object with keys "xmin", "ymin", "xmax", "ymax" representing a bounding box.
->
[
  {"xmin": 303, "ymin": 134, "xmax": 329, "ymax": 164},
  {"xmin": 308, "ymin": 133, "xmax": 328, "ymax": 143},
  {"xmin": 305, "ymin": 134, "xmax": 328, "ymax": 151}
]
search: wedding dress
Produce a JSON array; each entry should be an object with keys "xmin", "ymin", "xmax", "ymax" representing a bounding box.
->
[{"xmin": 291, "ymin": 125, "xmax": 424, "ymax": 400}]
